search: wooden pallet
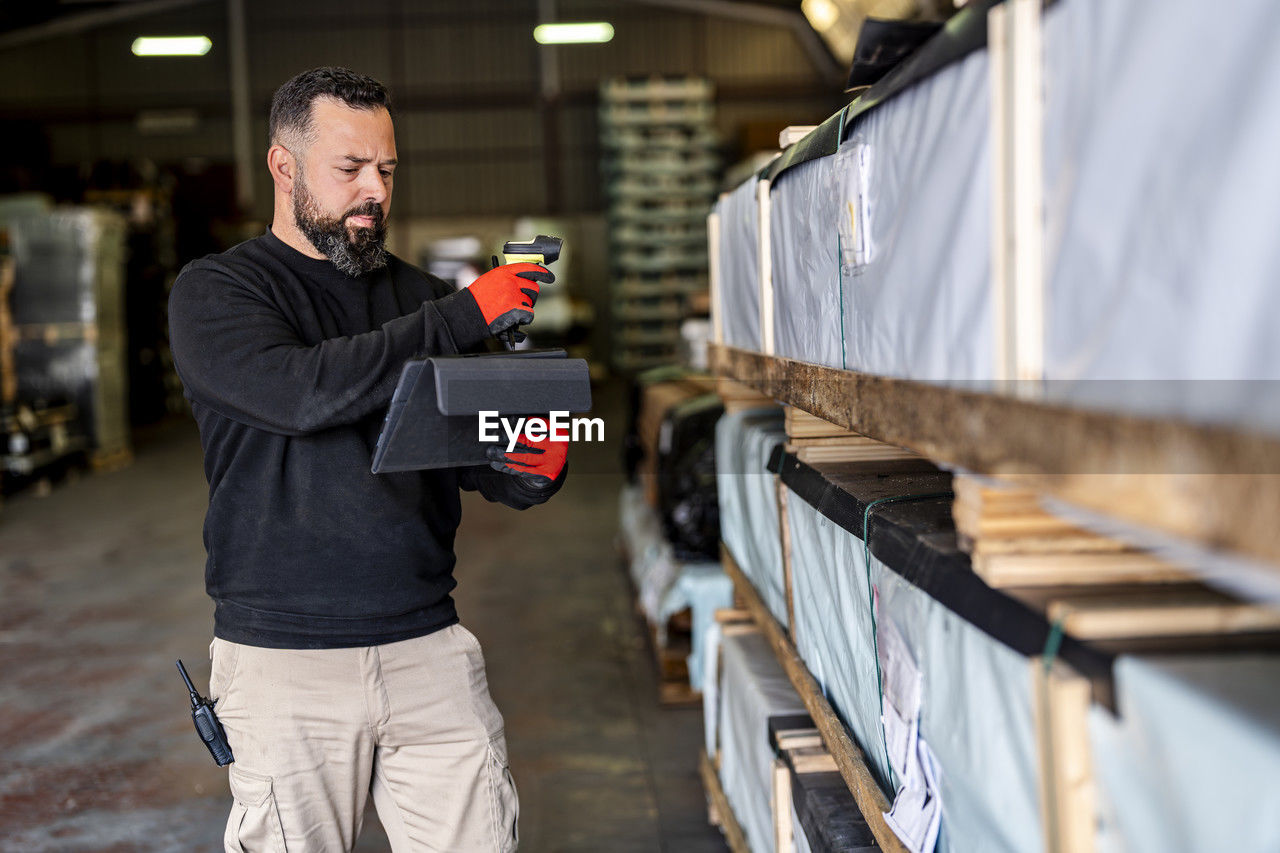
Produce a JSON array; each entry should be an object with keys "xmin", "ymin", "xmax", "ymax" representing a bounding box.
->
[
  {"xmin": 700, "ymin": 749, "xmax": 751, "ymax": 853},
  {"xmin": 952, "ymin": 474, "xmax": 1190, "ymax": 587}
]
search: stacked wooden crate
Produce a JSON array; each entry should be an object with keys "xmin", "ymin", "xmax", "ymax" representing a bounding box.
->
[{"xmin": 600, "ymin": 77, "xmax": 718, "ymax": 372}]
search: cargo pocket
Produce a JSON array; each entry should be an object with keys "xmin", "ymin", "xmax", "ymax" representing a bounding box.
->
[
  {"xmin": 209, "ymin": 638, "xmax": 240, "ymax": 708},
  {"xmin": 225, "ymin": 765, "xmax": 287, "ymax": 853},
  {"xmin": 486, "ymin": 734, "xmax": 520, "ymax": 852}
]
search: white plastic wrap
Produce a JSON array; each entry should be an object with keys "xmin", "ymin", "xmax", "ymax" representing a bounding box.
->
[
  {"xmin": 1089, "ymin": 655, "xmax": 1280, "ymax": 853},
  {"xmin": 786, "ymin": 490, "xmax": 1043, "ymax": 853},
  {"xmin": 660, "ymin": 563, "xmax": 734, "ymax": 693},
  {"xmin": 768, "ymin": 154, "xmax": 844, "ymax": 368},
  {"xmin": 716, "ymin": 177, "xmax": 763, "ymax": 351},
  {"xmin": 716, "ymin": 406, "xmax": 789, "ymax": 627},
  {"xmin": 1042, "ymin": 0, "xmax": 1280, "ymax": 434},
  {"xmin": 703, "ymin": 621, "xmax": 723, "ymax": 756},
  {"xmin": 620, "ymin": 484, "xmax": 725, "ymax": 678},
  {"xmin": 768, "ymin": 48, "xmax": 993, "ymax": 380},
  {"xmin": 719, "ymin": 630, "xmax": 807, "ymax": 853}
]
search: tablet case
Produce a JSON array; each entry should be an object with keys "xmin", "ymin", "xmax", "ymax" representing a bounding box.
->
[{"xmin": 371, "ymin": 349, "xmax": 592, "ymax": 473}]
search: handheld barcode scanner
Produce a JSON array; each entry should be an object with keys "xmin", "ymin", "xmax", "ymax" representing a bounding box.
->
[
  {"xmin": 373, "ymin": 232, "xmax": 588, "ymax": 474},
  {"xmin": 495, "ymin": 234, "xmax": 563, "ymax": 351}
]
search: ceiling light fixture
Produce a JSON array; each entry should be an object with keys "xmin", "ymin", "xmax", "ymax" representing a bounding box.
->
[
  {"xmin": 131, "ymin": 36, "xmax": 213, "ymax": 57},
  {"xmin": 533, "ymin": 22, "xmax": 614, "ymax": 45}
]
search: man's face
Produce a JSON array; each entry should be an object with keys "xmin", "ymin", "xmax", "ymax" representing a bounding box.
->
[{"xmin": 291, "ymin": 97, "xmax": 397, "ymax": 276}]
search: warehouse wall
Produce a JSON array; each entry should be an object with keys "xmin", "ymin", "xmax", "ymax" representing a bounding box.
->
[{"xmin": 0, "ymin": 0, "xmax": 845, "ymax": 221}]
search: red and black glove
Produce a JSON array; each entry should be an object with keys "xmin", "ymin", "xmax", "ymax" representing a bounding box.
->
[
  {"xmin": 486, "ymin": 418, "xmax": 568, "ymax": 488},
  {"xmin": 465, "ymin": 262, "xmax": 554, "ymax": 336}
]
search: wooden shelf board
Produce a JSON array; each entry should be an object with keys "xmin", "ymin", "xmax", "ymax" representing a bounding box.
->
[{"xmin": 710, "ymin": 343, "xmax": 1280, "ymax": 570}]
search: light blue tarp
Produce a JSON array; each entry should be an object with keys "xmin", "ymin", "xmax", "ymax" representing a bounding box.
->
[
  {"xmin": 716, "ymin": 178, "xmax": 763, "ymax": 351},
  {"xmin": 769, "ymin": 153, "xmax": 845, "ymax": 369},
  {"xmin": 716, "ymin": 406, "xmax": 789, "ymax": 627},
  {"xmin": 618, "ymin": 484, "xmax": 730, "ymax": 692},
  {"xmin": 768, "ymin": 46, "xmax": 992, "ymax": 380},
  {"xmin": 786, "ymin": 491, "xmax": 1043, "ymax": 853},
  {"xmin": 719, "ymin": 630, "xmax": 807, "ymax": 853},
  {"xmin": 1090, "ymin": 655, "xmax": 1280, "ymax": 853},
  {"xmin": 1041, "ymin": 0, "xmax": 1280, "ymax": 434}
]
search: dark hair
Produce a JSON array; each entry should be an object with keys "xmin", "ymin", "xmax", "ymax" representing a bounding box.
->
[{"xmin": 268, "ymin": 66, "xmax": 391, "ymax": 149}]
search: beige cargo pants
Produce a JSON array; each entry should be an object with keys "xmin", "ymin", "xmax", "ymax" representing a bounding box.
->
[{"xmin": 209, "ymin": 625, "xmax": 519, "ymax": 852}]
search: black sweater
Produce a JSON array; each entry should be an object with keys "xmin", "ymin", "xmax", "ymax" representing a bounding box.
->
[{"xmin": 169, "ymin": 229, "xmax": 560, "ymax": 649}]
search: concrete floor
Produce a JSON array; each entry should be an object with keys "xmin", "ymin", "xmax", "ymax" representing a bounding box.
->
[{"xmin": 0, "ymin": 387, "xmax": 727, "ymax": 851}]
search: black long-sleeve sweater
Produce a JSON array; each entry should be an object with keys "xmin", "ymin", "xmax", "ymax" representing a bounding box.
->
[{"xmin": 168, "ymin": 229, "xmax": 561, "ymax": 649}]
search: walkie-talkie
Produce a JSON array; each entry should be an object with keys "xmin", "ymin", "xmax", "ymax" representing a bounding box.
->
[{"xmin": 176, "ymin": 659, "xmax": 234, "ymax": 766}]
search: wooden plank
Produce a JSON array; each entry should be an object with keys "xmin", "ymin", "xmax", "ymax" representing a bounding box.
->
[
  {"xmin": 708, "ymin": 208, "xmax": 724, "ymax": 344},
  {"xmin": 792, "ymin": 443, "xmax": 922, "ymax": 465},
  {"xmin": 717, "ymin": 377, "xmax": 774, "ymax": 412},
  {"xmin": 786, "ymin": 405, "xmax": 856, "ymax": 439},
  {"xmin": 758, "ymin": 179, "xmax": 775, "ymax": 355},
  {"xmin": 1032, "ymin": 660, "xmax": 1095, "ymax": 853},
  {"xmin": 1043, "ymin": 588, "xmax": 1280, "ymax": 641},
  {"xmin": 700, "ymin": 748, "xmax": 752, "ymax": 853},
  {"xmin": 774, "ymin": 758, "xmax": 796, "ymax": 853},
  {"xmin": 972, "ymin": 550, "xmax": 1189, "ymax": 588},
  {"xmin": 716, "ymin": 607, "xmax": 754, "ymax": 625},
  {"xmin": 708, "ymin": 342, "xmax": 1280, "ymax": 570},
  {"xmin": 721, "ymin": 546, "xmax": 908, "ymax": 853},
  {"xmin": 778, "ymin": 479, "xmax": 798, "ymax": 636}
]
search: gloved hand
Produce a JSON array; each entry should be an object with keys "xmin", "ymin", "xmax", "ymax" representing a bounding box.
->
[
  {"xmin": 486, "ymin": 418, "xmax": 568, "ymax": 488},
  {"xmin": 466, "ymin": 262, "xmax": 554, "ymax": 336}
]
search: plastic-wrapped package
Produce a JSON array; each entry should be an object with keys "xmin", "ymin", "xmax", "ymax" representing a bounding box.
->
[
  {"xmin": 620, "ymin": 484, "xmax": 729, "ymax": 693},
  {"xmin": 835, "ymin": 47, "xmax": 992, "ymax": 383},
  {"xmin": 766, "ymin": 45, "xmax": 992, "ymax": 380},
  {"xmin": 786, "ymin": 490, "xmax": 1043, "ymax": 853},
  {"xmin": 768, "ymin": 155, "xmax": 844, "ymax": 369},
  {"xmin": 8, "ymin": 209, "xmax": 129, "ymax": 451},
  {"xmin": 658, "ymin": 563, "xmax": 733, "ymax": 693},
  {"xmin": 716, "ymin": 177, "xmax": 762, "ymax": 351},
  {"xmin": 719, "ymin": 630, "xmax": 807, "ymax": 853},
  {"xmin": 1041, "ymin": 0, "xmax": 1280, "ymax": 434},
  {"xmin": 1089, "ymin": 655, "xmax": 1280, "ymax": 852},
  {"xmin": 715, "ymin": 406, "xmax": 789, "ymax": 626}
]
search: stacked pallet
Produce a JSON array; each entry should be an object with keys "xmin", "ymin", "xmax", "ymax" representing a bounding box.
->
[{"xmin": 600, "ymin": 77, "xmax": 719, "ymax": 372}]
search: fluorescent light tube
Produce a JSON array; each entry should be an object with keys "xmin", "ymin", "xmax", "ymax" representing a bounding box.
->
[
  {"xmin": 131, "ymin": 36, "xmax": 213, "ymax": 56},
  {"xmin": 533, "ymin": 22, "xmax": 614, "ymax": 44}
]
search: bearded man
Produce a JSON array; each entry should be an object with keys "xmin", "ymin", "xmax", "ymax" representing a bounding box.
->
[{"xmin": 168, "ymin": 67, "xmax": 564, "ymax": 852}]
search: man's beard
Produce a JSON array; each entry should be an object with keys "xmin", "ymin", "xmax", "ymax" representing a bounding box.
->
[{"xmin": 293, "ymin": 175, "xmax": 388, "ymax": 277}]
